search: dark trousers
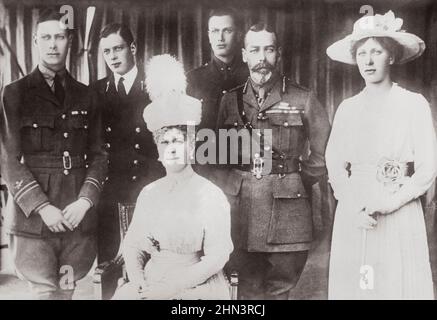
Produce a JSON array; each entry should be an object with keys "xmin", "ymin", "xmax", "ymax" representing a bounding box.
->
[
  {"xmin": 9, "ymin": 230, "xmax": 96, "ymax": 300},
  {"xmin": 226, "ymin": 249, "xmax": 308, "ymax": 300}
]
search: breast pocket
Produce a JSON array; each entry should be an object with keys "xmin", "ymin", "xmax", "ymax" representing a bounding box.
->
[
  {"xmin": 268, "ymin": 112, "xmax": 304, "ymax": 153},
  {"xmin": 20, "ymin": 116, "xmax": 55, "ymax": 152},
  {"xmin": 71, "ymin": 115, "xmax": 89, "ymax": 142},
  {"xmin": 267, "ymin": 173, "xmax": 312, "ymax": 244}
]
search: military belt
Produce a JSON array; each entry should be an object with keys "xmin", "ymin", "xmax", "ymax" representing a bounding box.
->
[
  {"xmin": 23, "ymin": 154, "xmax": 86, "ymax": 169},
  {"xmin": 237, "ymin": 158, "xmax": 300, "ymax": 175}
]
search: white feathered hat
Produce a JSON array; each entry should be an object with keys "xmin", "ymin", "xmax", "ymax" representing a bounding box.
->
[
  {"xmin": 143, "ymin": 54, "xmax": 201, "ymax": 132},
  {"xmin": 326, "ymin": 11, "xmax": 425, "ymax": 65}
]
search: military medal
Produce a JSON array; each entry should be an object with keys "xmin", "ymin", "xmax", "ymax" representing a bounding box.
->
[{"xmin": 252, "ymin": 153, "xmax": 264, "ymax": 179}]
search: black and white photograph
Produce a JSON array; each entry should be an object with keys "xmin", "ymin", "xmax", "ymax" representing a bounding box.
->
[{"xmin": 0, "ymin": 0, "xmax": 437, "ymax": 307}]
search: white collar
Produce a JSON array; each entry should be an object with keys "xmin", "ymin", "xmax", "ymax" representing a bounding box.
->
[{"xmin": 114, "ymin": 65, "xmax": 138, "ymax": 95}]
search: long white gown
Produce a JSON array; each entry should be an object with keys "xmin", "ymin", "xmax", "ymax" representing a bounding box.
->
[
  {"xmin": 326, "ymin": 84, "xmax": 437, "ymax": 299},
  {"xmin": 113, "ymin": 166, "xmax": 233, "ymax": 300}
]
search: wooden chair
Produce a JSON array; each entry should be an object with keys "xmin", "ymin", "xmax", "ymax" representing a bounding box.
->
[{"xmin": 93, "ymin": 202, "xmax": 239, "ymax": 300}]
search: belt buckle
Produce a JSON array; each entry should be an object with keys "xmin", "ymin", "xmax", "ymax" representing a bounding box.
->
[
  {"xmin": 252, "ymin": 153, "xmax": 264, "ymax": 180},
  {"xmin": 63, "ymin": 154, "xmax": 72, "ymax": 170}
]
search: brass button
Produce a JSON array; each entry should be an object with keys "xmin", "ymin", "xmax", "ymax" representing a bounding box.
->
[
  {"xmin": 61, "ymin": 114, "xmax": 66, "ymax": 120},
  {"xmin": 132, "ymin": 176, "xmax": 137, "ymax": 181},
  {"xmin": 134, "ymin": 144, "xmax": 140, "ymax": 150},
  {"xmin": 63, "ymin": 132, "xmax": 69, "ymax": 138},
  {"xmin": 63, "ymin": 169, "xmax": 69, "ymax": 175},
  {"xmin": 106, "ymin": 127, "xmax": 111, "ymax": 132},
  {"xmin": 278, "ymin": 164, "xmax": 284, "ymax": 168},
  {"xmin": 84, "ymin": 124, "xmax": 88, "ymax": 129},
  {"xmin": 135, "ymin": 127, "xmax": 141, "ymax": 133},
  {"xmin": 284, "ymin": 122, "xmax": 289, "ymax": 127},
  {"xmin": 32, "ymin": 123, "xmax": 38, "ymax": 128},
  {"xmin": 105, "ymin": 176, "xmax": 109, "ymax": 181},
  {"xmin": 234, "ymin": 122, "xmax": 238, "ymax": 127},
  {"xmin": 63, "ymin": 151, "xmax": 70, "ymax": 157},
  {"xmin": 297, "ymin": 193, "xmax": 302, "ymax": 198},
  {"xmin": 85, "ymin": 164, "xmax": 89, "ymax": 169},
  {"xmin": 222, "ymin": 90, "xmax": 227, "ymax": 94},
  {"xmin": 133, "ymin": 159, "xmax": 139, "ymax": 165},
  {"xmin": 105, "ymin": 143, "xmax": 111, "ymax": 149}
]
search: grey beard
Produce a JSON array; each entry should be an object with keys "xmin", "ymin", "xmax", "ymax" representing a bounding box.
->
[{"xmin": 251, "ymin": 71, "xmax": 272, "ymax": 85}]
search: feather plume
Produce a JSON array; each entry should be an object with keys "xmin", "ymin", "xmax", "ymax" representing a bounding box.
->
[{"xmin": 145, "ymin": 54, "xmax": 187, "ymax": 101}]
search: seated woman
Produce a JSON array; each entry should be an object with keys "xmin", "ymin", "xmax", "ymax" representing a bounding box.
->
[
  {"xmin": 326, "ymin": 11, "xmax": 437, "ymax": 299},
  {"xmin": 113, "ymin": 55, "xmax": 233, "ymax": 300}
]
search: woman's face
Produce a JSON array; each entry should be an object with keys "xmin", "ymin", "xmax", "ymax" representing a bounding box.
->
[
  {"xmin": 356, "ymin": 38, "xmax": 392, "ymax": 85},
  {"xmin": 156, "ymin": 127, "xmax": 190, "ymax": 173}
]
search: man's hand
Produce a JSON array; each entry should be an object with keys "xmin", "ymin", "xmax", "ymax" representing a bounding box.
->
[
  {"xmin": 62, "ymin": 198, "xmax": 91, "ymax": 229},
  {"xmin": 38, "ymin": 204, "xmax": 74, "ymax": 232}
]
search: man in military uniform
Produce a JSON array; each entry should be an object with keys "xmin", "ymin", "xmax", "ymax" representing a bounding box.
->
[
  {"xmin": 0, "ymin": 9, "xmax": 108, "ymax": 299},
  {"xmin": 216, "ymin": 23, "xmax": 331, "ymax": 299},
  {"xmin": 92, "ymin": 23, "xmax": 164, "ymax": 283},
  {"xmin": 187, "ymin": 8, "xmax": 248, "ymax": 183}
]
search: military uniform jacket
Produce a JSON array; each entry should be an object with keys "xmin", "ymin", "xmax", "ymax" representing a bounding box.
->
[
  {"xmin": 92, "ymin": 71, "xmax": 164, "ymax": 204},
  {"xmin": 216, "ymin": 75, "xmax": 331, "ymax": 252},
  {"xmin": 187, "ymin": 58, "xmax": 249, "ymax": 130},
  {"xmin": 0, "ymin": 68, "xmax": 108, "ymax": 237}
]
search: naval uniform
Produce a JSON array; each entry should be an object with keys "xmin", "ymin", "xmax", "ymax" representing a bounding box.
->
[
  {"xmin": 92, "ymin": 66, "xmax": 165, "ymax": 267},
  {"xmin": 0, "ymin": 66, "xmax": 108, "ymax": 299},
  {"xmin": 216, "ymin": 72, "xmax": 331, "ymax": 299}
]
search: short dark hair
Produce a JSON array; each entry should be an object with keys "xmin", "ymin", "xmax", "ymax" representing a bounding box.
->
[
  {"xmin": 208, "ymin": 7, "xmax": 241, "ymax": 31},
  {"xmin": 36, "ymin": 7, "xmax": 73, "ymax": 35},
  {"xmin": 351, "ymin": 36, "xmax": 404, "ymax": 64},
  {"xmin": 244, "ymin": 22, "xmax": 279, "ymax": 47},
  {"xmin": 100, "ymin": 23, "xmax": 134, "ymax": 46}
]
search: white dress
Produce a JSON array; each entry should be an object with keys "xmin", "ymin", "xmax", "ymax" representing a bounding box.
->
[
  {"xmin": 113, "ymin": 166, "xmax": 233, "ymax": 300},
  {"xmin": 326, "ymin": 84, "xmax": 437, "ymax": 299}
]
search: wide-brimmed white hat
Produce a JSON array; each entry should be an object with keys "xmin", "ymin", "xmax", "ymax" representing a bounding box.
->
[
  {"xmin": 143, "ymin": 54, "xmax": 201, "ymax": 132},
  {"xmin": 326, "ymin": 11, "xmax": 425, "ymax": 65}
]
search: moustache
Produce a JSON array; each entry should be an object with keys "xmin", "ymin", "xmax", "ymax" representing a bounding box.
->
[{"xmin": 252, "ymin": 63, "xmax": 274, "ymax": 72}]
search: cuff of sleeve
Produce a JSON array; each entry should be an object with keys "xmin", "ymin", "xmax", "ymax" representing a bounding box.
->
[
  {"xmin": 78, "ymin": 177, "xmax": 103, "ymax": 207},
  {"xmin": 14, "ymin": 183, "xmax": 50, "ymax": 217},
  {"xmin": 79, "ymin": 197, "xmax": 94, "ymax": 208},
  {"xmin": 33, "ymin": 201, "xmax": 50, "ymax": 215}
]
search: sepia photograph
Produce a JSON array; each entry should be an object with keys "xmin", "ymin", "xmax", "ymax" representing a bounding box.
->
[{"xmin": 0, "ymin": 0, "xmax": 437, "ymax": 308}]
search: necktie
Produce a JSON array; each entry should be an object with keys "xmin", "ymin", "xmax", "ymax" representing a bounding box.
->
[
  {"xmin": 257, "ymin": 87, "xmax": 266, "ymax": 106},
  {"xmin": 117, "ymin": 77, "xmax": 127, "ymax": 97},
  {"xmin": 54, "ymin": 74, "xmax": 65, "ymax": 104}
]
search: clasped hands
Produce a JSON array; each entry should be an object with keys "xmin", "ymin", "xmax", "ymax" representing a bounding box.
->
[
  {"xmin": 38, "ymin": 198, "xmax": 91, "ymax": 233},
  {"xmin": 355, "ymin": 196, "xmax": 400, "ymax": 230}
]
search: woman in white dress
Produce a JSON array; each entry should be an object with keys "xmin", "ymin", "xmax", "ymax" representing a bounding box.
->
[
  {"xmin": 326, "ymin": 11, "xmax": 437, "ymax": 299},
  {"xmin": 113, "ymin": 55, "xmax": 233, "ymax": 300}
]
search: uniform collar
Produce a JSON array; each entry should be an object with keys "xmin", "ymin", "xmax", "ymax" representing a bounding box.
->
[
  {"xmin": 38, "ymin": 64, "xmax": 67, "ymax": 87},
  {"xmin": 249, "ymin": 71, "xmax": 280, "ymax": 96},
  {"xmin": 114, "ymin": 65, "xmax": 138, "ymax": 95}
]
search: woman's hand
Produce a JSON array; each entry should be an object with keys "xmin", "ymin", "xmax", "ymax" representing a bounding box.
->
[
  {"xmin": 355, "ymin": 208, "xmax": 378, "ymax": 230},
  {"xmin": 365, "ymin": 196, "xmax": 399, "ymax": 216},
  {"xmin": 138, "ymin": 280, "xmax": 179, "ymax": 300}
]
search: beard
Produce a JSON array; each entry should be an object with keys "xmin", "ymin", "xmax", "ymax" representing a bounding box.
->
[{"xmin": 251, "ymin": 62, "xmax": 275, "ymax": 84}]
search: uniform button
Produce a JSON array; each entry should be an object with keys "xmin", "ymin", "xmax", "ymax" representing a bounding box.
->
[
  {"xmin": 84, "ymin": 124, "xmax": 88, "ymax": 129},
  {"xmin": 61, "ymin": 114, "xmax": 66, "ymax": 119},
  {"xmin": 133, "ymin": 159, "xmax": 139, "ymax": 165},
  {"xmin": 134, "ymin": 144, "xmax": 140, "ymax": 150},
  {"xmin": 105, "ymin": 176, "xmax": 109, "ymax": 181},
  {"xmin": 105, "ymin": 143, "xmax": 111, "ymax": 149},
  {"xmin": 222, "ymin": 90, "xmax": 227, "ymax": 94},
  {"xmin": 132, "ymin": 176, "xmax": 137, "ymax": 181},
  {"xmin": 63, "ymin": 169, "xmax": 69, "ymax": 175},
  {"xmin": 63, "ymin": 132, "xmax": 69, "ymax": 138},
  {"xmin": 85, "ymin": 164, "xmax": 89, "ymax": 169},
  {"xmin": 63, "ymin": 151, "xmax": 70, "ymax": 157},
  {"xmin": 297, "ymin": 193, "xmax": 302, "ymax": 198},
  {"xmin": 278, "ymin": 164, "xmax": 284, "ymax": 168},
  {"xmin": 234, "ymin": 122, "xmax": 238, "ymax": 127},
  {"xmin": 135, "ymin": 127, "xmax": 141, "ymax": 133},
  {"xmin": 284, "ymin": 122, "xmax": 289, "ymax": 127},
  {"xmin": 106, "ymin": 127, "xmax": 112, "ymax": 132},
  {"xmin": 32, "ymin": 123, "xmax": 38, "ymax": 128},
  {"xmin": 200, "ymin": 99, "xmax": 204, "ymax": 103}
]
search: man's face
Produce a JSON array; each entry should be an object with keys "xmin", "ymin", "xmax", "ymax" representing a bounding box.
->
[
  {"xmin": 355, "ymin": 38, "xmax": 392, "ymax": 85},
  {"xmin": 35, "ymin": 20, "xmax": 71, "ymax": 70},
  {"xmin": 100, "ymin": 32, "xmax": 136, "ymax": 76},
  {"xmin": 242, "ymin": 30, "xmax": 280, "ymax": 85},
  {"xmin": 208, "ymin": 15, "xmax": 238, "ymax": 60}
]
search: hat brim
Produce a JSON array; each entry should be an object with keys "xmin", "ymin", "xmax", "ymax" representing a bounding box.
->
[{"xmin": 326, "ymin": 31, "xmax": 425, "ymax": 65}]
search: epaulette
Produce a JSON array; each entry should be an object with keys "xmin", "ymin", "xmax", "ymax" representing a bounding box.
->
[
  {"xmin": 224, "ymin": 82, "xmax": 246, "ymax": 95},
  {"xmin": 283, "ymin": 76, "xmax": 310, "ymax": 93}
]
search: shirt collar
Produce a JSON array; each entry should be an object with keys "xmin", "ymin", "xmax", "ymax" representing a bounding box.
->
[
  {"xmin": 114, "ymin": 65, "xmax": 138, "ymax": 95},
  {"xmin": 38, "ymin": 64, "xmax": 67, "ymax": 87}
]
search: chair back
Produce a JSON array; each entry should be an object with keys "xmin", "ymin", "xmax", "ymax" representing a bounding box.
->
[{"xmin": 117, "ymin": 202, "xmax": 136, "ymax": 241}]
